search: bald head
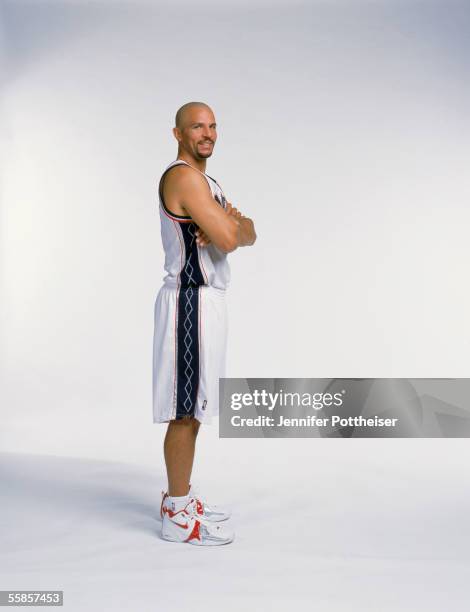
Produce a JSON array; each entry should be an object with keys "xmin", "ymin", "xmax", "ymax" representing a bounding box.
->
[
  {"xmin": 173, "ymin": 102, "xmax": 217, "ymax": 162},
  {"xmin": 175, "ymin": 101, "xmax": 213, "ymax": 130}
]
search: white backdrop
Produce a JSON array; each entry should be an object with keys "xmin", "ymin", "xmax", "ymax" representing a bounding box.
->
[
  {"xmin": 2, "ymin": 0, "xmax": 469, "ymax": 463},
  {"xmin": 1, "ymin": 2, "xmax": 470, "ymax": 610}
]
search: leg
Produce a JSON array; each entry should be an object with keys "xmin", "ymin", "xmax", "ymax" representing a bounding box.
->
[{"xmin": 164, "ymin": 416, "xmax": 201, "ymax": 497}]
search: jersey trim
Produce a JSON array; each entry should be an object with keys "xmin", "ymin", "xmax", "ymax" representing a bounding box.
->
[
  {"xmin": 161, "ymin": 204, "xmax": 194, "ymax": 224},
  {"xmin": 158, "ymin": 160, "xmax": 216, "ymax": 222},
  {"xmin": 205, "ymin": 173, "xmax": 223, "ymax": 192},
  {"xmin": 158, "ymin": 163, "xmax": 192, "ymax": 220}
]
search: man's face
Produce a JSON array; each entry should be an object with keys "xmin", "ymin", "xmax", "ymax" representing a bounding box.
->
[{"xmin": 176, "ymin": 106, "xmax": 217, "ymax": 160}]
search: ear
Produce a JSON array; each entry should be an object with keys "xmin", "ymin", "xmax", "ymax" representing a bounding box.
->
[{"xmin": 173, "ymin": 127, "xmax": 182, "ymax": 143}]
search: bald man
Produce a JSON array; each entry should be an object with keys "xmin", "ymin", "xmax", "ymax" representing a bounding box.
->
[{"xmin": 153, "ymin": 102, "xmax": 256, "ymax": 545}]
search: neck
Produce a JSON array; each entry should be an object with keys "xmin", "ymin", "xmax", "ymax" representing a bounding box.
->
[{"xmin": 177, "ymin": 151, "xmax": 206, "ymax": 174}]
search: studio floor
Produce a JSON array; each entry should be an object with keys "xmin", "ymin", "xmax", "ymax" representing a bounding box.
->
[{"xmin": 1, "ymin": 442, "xmax": 469, "ymax": 611}]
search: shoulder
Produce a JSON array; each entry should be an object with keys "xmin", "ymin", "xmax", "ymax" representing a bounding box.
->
[{"xmin": 164, "ymin": 164, "xmax": 210, "ymax": 194}]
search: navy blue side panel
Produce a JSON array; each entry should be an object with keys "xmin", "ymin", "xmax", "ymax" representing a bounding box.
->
[
  {"xmin": 175, "ymin": 223, "xmax": 203, "ymax": 419},
  {"xmin": 179, "ymin": 223, "xmax": 205, "ymax": 288},
  {"xmin": 176, "ymin": 287, "xmax": 199, "ymax": 419}
]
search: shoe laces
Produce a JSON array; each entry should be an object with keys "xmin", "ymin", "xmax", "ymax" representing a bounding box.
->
[{"xmin": 183, "ymin": 497, "xmax": 205, "ymax": 517}]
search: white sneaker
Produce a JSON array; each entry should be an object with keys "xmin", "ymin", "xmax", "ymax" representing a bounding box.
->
[
  {"xmin": 161, "ymin": 497, "xmax": 234, "ymax": 546},
  {"xmin": 160, "ymin": 484, "xmax": 231, "ymax": 523}
]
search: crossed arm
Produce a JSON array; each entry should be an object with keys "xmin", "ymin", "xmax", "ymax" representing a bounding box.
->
[
  {"xmin": 196, "ymin": 201, "xmax": 256, "ymax": 249},
  {"xmin": 174, "ymin": 168, "xmax": 257, "ymax": 253}
]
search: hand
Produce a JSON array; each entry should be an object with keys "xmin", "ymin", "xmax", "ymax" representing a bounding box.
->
[
  {"xmin": 195, "ymin": 227, "xmax": 212, "ymax": 247},
  {"xmin": 225, "ymin": 201, "xmax": 244, "ymax": 219}
]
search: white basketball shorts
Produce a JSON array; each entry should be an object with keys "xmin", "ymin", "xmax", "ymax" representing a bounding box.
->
[{"xmin": 152, "ymin": 283, "xmax": 228, "ymax": 425}]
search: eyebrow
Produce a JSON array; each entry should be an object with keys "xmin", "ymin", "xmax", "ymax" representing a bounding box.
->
[{"xmin": 192, "ymin": 122, "xmax": 217, "ymax": 127}]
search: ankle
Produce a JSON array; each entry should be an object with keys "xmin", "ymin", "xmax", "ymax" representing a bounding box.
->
[
  {"xmin": 168, "ymin": 485, "xmax": 190, "ymax": 497},
  {"xmin": 166, "ymin": 490, "xmax": 191, "ymax": 513}
]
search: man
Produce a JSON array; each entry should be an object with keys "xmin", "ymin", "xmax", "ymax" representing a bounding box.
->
[{"xmin": 153, "ymin": 102, "xmax": 256, "ymax": 545}]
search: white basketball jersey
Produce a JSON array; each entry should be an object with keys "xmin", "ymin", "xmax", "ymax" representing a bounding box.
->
[{"xmin": 157, "ymin": 159, "xmax": 231, "ymax": 291}]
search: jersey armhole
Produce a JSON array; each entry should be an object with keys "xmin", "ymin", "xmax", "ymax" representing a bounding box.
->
[
  {"xmin": 158, "ymin": 165, "xmax": 192, "ymax": 220},
  {"xmin": 158, "ymin": 163, "xmax": 214, "ymax": 220}
]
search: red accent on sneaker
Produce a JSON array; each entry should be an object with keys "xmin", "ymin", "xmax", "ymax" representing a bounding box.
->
[
  {"xmin": 195, "ymin": 499, "xmax": 204, "ymax": 516},
  {"xmin": 185, "ymin": 519, "xmax": 201, "ymax": 543},
  {"xmin": 167, "ymin": 508, "xmax": 185, "ymax": 518},
  {"xmin": 160, "ymin": 492, "xmax": 169, "ymax": 518},
  {"xmin": 172, "ymin": 520, "xmax": 189, "ymax": 529}
]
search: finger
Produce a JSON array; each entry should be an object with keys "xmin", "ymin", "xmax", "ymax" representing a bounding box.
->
[{"xmin": 196, "ymin": 233, "xmax": 211, "ymax": 246}]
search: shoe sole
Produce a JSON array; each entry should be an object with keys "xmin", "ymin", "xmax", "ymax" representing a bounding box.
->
[{"xmin": 161, "ymin": 532, "xmax": 234, "ymax": 546}]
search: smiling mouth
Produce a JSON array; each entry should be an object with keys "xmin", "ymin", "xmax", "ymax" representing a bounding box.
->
[{"xmin": 200, "ymin": 142, "xmax": 213, "ymax": 146}]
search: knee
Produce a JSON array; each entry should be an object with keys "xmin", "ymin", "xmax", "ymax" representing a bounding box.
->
[
  {"xmin": 191, "ymin": 417, "xmax": 201, "ymax": 434},
  {"xmin": 170, "ymin": 416, "xmax": 200, "ymax": 430}
]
